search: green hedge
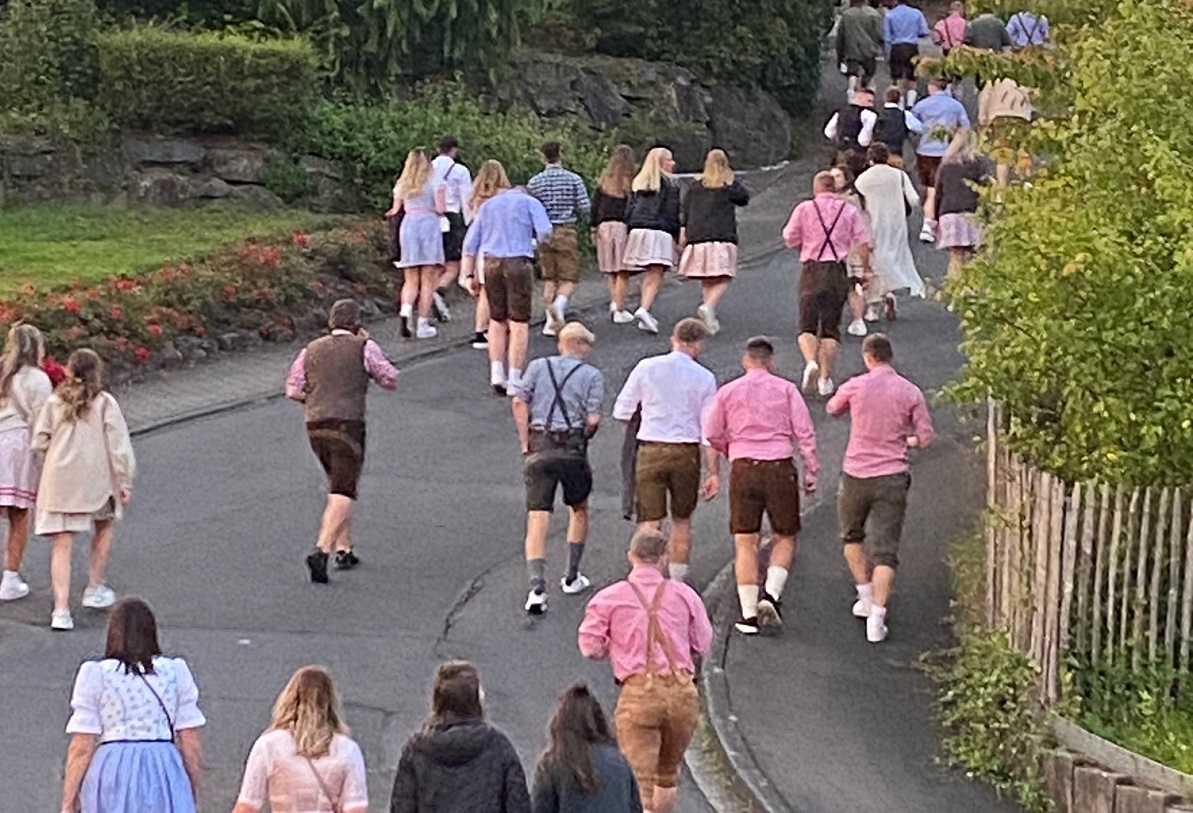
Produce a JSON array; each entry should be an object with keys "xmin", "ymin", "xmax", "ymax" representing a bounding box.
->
[{"xmin": 95, "ymin": 27, "xmax": 317, "ymax": 141}]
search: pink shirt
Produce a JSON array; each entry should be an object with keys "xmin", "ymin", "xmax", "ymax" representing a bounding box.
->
[
  {"xmin": 703, "ymin": 368, "xmax": 819, "ymax": 480},
  {"xmin": 579, "ymin": 565, "xmax": 714, "ymax": 683},
  {"xmin": 933, "ymin": 12, "xmax": 967, "ymax": 51},
  {"xmin": 285, "ymin": 330, "xmax": 399, "ymax": 400},
  {"xmin": 782, "ymin": 192, "xmax": 870, "ymax": 264},
  {"xmin": 826, "ymin": 364, "xmax": 935, "ymax": 478}
]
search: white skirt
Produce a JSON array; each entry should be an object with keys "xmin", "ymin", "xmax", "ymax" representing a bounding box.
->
[
  {"xmin": 623, "ymin": 229, "xmax": 676, "ymax": 270},
  {"xmin": 0, "ymin": 426, "xmax": 39, "ymax": 509},
  {"xmin": 36, "ymin": 497, "xmax": 118, "ymax": 535}
]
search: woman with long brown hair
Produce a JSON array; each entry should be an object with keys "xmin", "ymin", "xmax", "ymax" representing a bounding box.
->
[
  {"xmin": 623, "ymin": 146, "xmax": 680, "ymax": 334},
  {"xmin": 387, "ymin": 148, "xmax": 447, "ymax": 340},
  {"xmin": 461, "ymin": 159, "xmax": 513, "ymax": 351},
  {"xmin": 0, "ymin": 323, "xmax": 52, "ymax": 602},
  {"xmin": 33, "ymin": 349, "xmax": 135, "ymax": 631},
  {"xmin": 592, "ymin": 144, "xmax": 637, "ymax": 324},
  {"xmin": 531, "ymin": 683, "xmax": 641, "ymax": 813},
  {"xmin": 233, "ymin": 666, "xmax": 369, "ymax": 813}
]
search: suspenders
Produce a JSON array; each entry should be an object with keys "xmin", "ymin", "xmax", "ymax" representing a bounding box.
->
[{"xmin": 812, "ymin": 201, "xmax": 847, "ymax": 263}]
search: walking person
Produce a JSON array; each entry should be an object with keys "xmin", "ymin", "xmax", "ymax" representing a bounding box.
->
[
  {"xmin": 781, "ymin": 172, "xmax": 873, "ymax": 397},
  {"xmin": 835, "ymin": 0, "xmax": 884, "ymax": 100},
  {"xmin": 612, "ymin": 319, "xmax": 717, "ymax": 583},
  {"xmin": 826, "ymin": 334, "xmax": 935, "ymax": 643},
  {"xmin": 531, "ymin": 683, "xmax": 642, "ymax": 813},
  {"xmin": 233, "ymin": 666, "xmax": 368, "ymax": 813},
  {"xmin": 828, "ymin": 166, "xmax": 870, "ymax": 339},
  {"xmin": 527, "ymin": 141, "xmax": 591, "ymax": 337},
  {"xmin": 592, "ymin": 144, "xmax": 637, "ymax": 325},
  {"xmin": 678, "ymin": 148, "xmax": 750, "ymax": 336},
  {"xmin": 931, "ymin": 0, "xmax": 967, "ymax": 55},
  {"xmin": 391, "ymin": 661, "xmax": 530, "ymax": 813},
  {"xmin": 578, "ymin": 529, "xmax": 713, "ymax": 813},
  {"xmin": 388, "ymin": 149, "xmax": 447, "ymax": 340},
  {"xmin": 963, "ymin": 7, "xmax": 1011, "ymax": 50},
  {"xmin": 510, "ymin": 322, "xmax": 604, "ymax": 615},
  {"xmin": 701, "ymin": 337, "xmax": 818, "ymax": 635},
  {"xmin": 884, "ymin": 0, "xmax": 930, "ymax": 107},
  {"xmin": 285, "ymin": 299, "xmax": 399, "ymax": 584},
  {"xmin": 33, "ymin": 349, "xmax": 135, "ymax": 631},
  {"xmin": 460, "ymin": 159, "xmax": 513, "ymax": 350},
  {"xmin": 623, "ymin": 147, "xmax": 681, "ymax": 335},
  {"xmin": 934, "ymin": 134, "xmax": 993, "ymax": 278},
  {"xmin": 431, "ymin": 136, "xmax": 474, "ymax": 324},
  {"xmin": 872, "ymin": 86, "xmax": 924, "ymax": 168},
  {"xmin": 824, "ymin": 84, "xmax": 877, "ymax": 180},
  {"xmin": 854, "ymin": 143, "xmax": 924, "ymax": 320},
  {"xmin": 1007, "ymin": 8, "xmax": 1048, "ymax": 48},
  {"xmin": 462, "ymin": 165, "xmax": 553, "ymax": 396},
  {"xmin": 910, "ymin": 77, "xmax": 971, "ymax": 243},
  {"xmin": 0, "ymin": 324, "xmax": 52, "ymax": 602},
  {"xmin": 61, "ymin": 598, "xmax": 205, "ymax": 813}
]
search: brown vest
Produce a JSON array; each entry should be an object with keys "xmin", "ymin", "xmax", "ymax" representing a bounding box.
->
[{"xmin": 302, "ymin": 334, "xmax": 369, "ymax": 423}]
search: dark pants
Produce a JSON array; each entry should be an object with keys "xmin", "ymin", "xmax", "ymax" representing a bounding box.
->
[
  {"xmin": 307, "ymin": 420, "xmax": 366, "ymax": 500},
  {"xmin": 838, "ymin": 471, "xmax": 911, "ymax": 568}
]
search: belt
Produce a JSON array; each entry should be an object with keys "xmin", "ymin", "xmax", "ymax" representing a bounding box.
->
[
  {"xmin": 733, "ymin": 457, "xmax": 794, "ymax": 465},
  {"xmin": 639, "ymin": 441, "xmax": 700, "ymax": 447}
]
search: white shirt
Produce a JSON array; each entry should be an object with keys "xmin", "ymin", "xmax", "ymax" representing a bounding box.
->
[
  {"xmin": 824, "ymin": 108, "xmax": 879, "ymax": 147},
  {"xmin": 432, "ymin": 154, "xmax": 474, "ymax": 218},
  {"xmin": 66, "ymin": 657, "xmax": 205, "ymax": 742},
  {"xmin": 236, "ymin": 730, "xmax": 369, "ymax": 813},
  {"xmin": 614, "ymin": 351, "xmax": 717, "ymax": 443},
  {"xmin": 0, "ymin": 364, "xmax": 51, "ymax": 434}
]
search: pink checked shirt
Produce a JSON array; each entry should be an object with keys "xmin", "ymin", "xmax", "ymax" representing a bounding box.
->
[
  {"xmin": 826, "ymin": 364, "xmax": 935, "ymax": 478},
  {"xmin": 285, "ymin": 330, "xmax": 399, "ymax": 400},
  {"xmin": 579, "ymin": 565, "xmax": 714, "ymax": 683},
  {"xmin": 703, "ymin": 368, "xmax": 819, "ymax": 481},
  {"xmin": 781, "ymin": 192, "xmax": 870, "ymax": 264}
]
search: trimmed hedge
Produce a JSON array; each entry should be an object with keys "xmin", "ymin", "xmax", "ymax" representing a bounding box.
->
[{"xmin": 96, "ymin": 27, "xmax": 317, "ymax": 141}]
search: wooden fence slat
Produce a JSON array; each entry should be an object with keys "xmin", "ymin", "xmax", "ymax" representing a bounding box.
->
[
  {"xmin": 1059, "ymin": 482, "xmax": 1082, "ymax": 678},
  {"xmin": 1148, "ymin": 488, "xmax": 1170, "ymax": 665},
  {"xmin": 1045, "ymin": 479, "xmax": 1066, "ymax": 702},
  {"xmin": 1181, "ymin": 493, "xmax": 1193, "ymax": 676},
  {"xmin": 1000, "ymin": 453, "xmax": 1017, "ymax": 629},
  {"xmin": 1132, "ymin": 488, "xmax": 1153, "ymax": 672},
  {"xmin": 1075, "ymin": 482, "xmax": 1097, "ymax": 661},
  {"xmin": 1032, "ymin": 472, "xmax": 1051, "ymax": 674},
  {"xmin": 1106, "ymin": 486, "xmax": 1126, "ymax": 664},
  {"xmin": 986, "ymin": 402, "xmax": 999, "ymax": 626},
  {"xmin": 1166, "ymin": 488, "xmax": 1182, "ymax": 667},
  {"xmin": 1009, "ymin": 457, "xmax": 1026, "ymax": 648},
  {"xmin": 1092, "ymin": 483, "xmax": 1112, "ymax": 666}
]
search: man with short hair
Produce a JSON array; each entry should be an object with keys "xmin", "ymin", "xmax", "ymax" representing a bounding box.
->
[
  {"xmin": 510, "ymin": 321, "xmax": 604, "ymax": 615},
  {"xmin": 527, "ymin": 142, "xmax": 591, "ymax": 337},
  {"xmin": 883, "ymin": 0, "xmax": 930, "ymax": 107},
  {"xmin": 431, "ymin": 136, "xmax": 474, "ymax": 323},
  {"xmin": 462, "ymin": 166, "xmax": 553, "ymax": 395},
  {"xmin": 826, "ymin": 333, "xmax": 935, "ymax": 643},
  {"xmin": 578, "ymin": 528, "xmax": 714, "ymax": 813},
  {"xmin": 910, "ymin": 78, "xmax": 971, "ymax": 242},
  {"xmin": 781, "ymin": 172, "xmax": 873, "ymax": 397},
  {"xmin": 285, "ymin": 298, "xmax": 398, "ymax": 583},
  {"xmin": 932, "ymin": 1, "xmax": 968, "ymax": 55},
  {"xmin": 823, "ymin": 84, "xmax": 877, "ymax": 179},
  {"xmin": 836, "ymin": 0, "xmax": 884, "ymax": 100},
  {"xmin": 1006, "ymin": 9, "xmax": 1049, "ymax": 48},
  {"xmin": 873, "ymin": 86, "xmax": 924, "ymax": 168},
  {"xmin": 702, "ymin": 337, "xmax": 819, "ymax": 635},
  {"xmin": 613, "ymin": 318, "xmax": 717, "ymax": 583}
]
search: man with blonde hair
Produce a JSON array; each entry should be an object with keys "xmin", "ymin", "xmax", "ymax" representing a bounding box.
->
[{"xmin": 511, "ymin": 321, "xmax": 604, "ymax": 614}]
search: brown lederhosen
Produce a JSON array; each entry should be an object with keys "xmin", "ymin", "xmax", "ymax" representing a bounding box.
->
[{"xmin": 798, "ymin": 201, "xmax": 850, "ymax": 342}]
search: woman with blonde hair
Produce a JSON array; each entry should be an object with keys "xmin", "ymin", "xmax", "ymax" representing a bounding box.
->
[
  {"xmin": 33, "ymin": 349, "xmax": 135, "ymax": 631},
  {"xmin": 460, "ymin": 160, "xmax": 512, "ymax": 350},
  {"xmin": 678, "ymin": 148, "xmax": 750, "ymax": 334},
  {"xmin": 591, "ymin": 144, "xmax": 637, "ymax": 324},
  {"xmin": 0, "ymin": 323, "xmax": 52, "ymax": 601},
  {"xmin": 934, "ymin": 132, "xmax": 993, "ymax": 278},
  {"xmin": 234, "ymin": 666, "xmax": 368, "ymax": 813},
  {"xmin": 387, "ymin": 149, "xmax": 447, "ymax": 340},
  {"xmin": 623, "ymin": 146, "xmax": 680, "ymax": 334}
]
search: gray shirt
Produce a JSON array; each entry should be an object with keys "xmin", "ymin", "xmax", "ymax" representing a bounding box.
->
[{"xmin": 513, "ymin": 355, "xmax": 604, "ymax": 431}]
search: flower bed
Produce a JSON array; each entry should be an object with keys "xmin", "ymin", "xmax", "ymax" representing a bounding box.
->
[{"xmin": 0, "ymin": 220, "xmax": 395, "ymax": 379}]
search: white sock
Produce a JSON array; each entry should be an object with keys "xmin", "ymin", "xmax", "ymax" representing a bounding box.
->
[
  {"xmin": 509, "ymin": 367, "xmax": 524, "ymax": 386},
  {"xmin": 399, "ymin": 303, "xmax": 412, "ymax": 317},
  {"xmin": 738, "ymin": 585, "xmax": 760, "ymax": 619},
  {"xmin": 490, "ymin": 361, "xmax": 506, "ymax": 382},
  {"xmin": 669, "ymin": 563, "xmax": 689, "ymax": 582},
  {"xmin": 553, "ymin": 294, "xmax": 569, "ymax": 315},
  {"xmin": 417, "ymin": 317, "xmax": 430, "ymax": 328},
  {"xmin": 857, "ymin": 583, "xmax": 873, "ymax": 604},
  {"xmin": 764, "ymin": 566, "xmax": 789, "ymax": 600},
  {"xmin": 906, "ymin": 89, "xmax": 918, "ymax": 107},
  {"xmin": 870, "ymin": 603, "xmax": 886, "ymax": 620}
]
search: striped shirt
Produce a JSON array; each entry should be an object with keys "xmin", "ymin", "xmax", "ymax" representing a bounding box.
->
[{"xmin": 527, "ymin": 164, "xmax": 591, "ymax": 225}]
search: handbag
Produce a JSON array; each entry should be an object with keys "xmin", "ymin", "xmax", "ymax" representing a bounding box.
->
[{"xmin": 304, "ymin": 755, "xmax": 343, "ymax": 813}]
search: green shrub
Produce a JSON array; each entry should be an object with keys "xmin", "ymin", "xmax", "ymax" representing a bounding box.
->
[
  {"xmin": 0, "ymin": 0, "xmax": 100, "ymax": 110},
  {"xmin": 95, "ymin": 26, "xmax": 317, "ymax": 140},
  {"xmin": 262, "ymin": 156, "xmax": 315, "ymax": 204}
]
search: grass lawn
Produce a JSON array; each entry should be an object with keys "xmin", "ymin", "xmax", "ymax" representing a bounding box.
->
[{"xmin": 0, "ymin": 204, "xmax": 342, "ymax": 294}]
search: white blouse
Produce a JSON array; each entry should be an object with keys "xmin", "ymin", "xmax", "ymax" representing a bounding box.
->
[
  {"xmin": 237, "ymin": 729, "xmax": 369, "ymax": 813},
  {"xmin": 66, "ymin": 657, "xmax": 206, "ymax": 742}
]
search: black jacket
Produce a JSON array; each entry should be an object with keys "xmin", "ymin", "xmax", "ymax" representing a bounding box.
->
[
  {"xmin": 680, "ymin": 181, "xmax": 750, "ymax": 244},
  {"xmin": 626, "ymin": 179, "xmax": 681, "ymax": 239},
  {"xmin": 391, "ymin": 717, "xmax": 531, "ymax": 813},
  {"xmin": 873, "ymin": 106, "xmax": 909, "ymax": 153},
  {"xmin": 591, "ymin": 188, "xmax": 630, "ymax": 226},
  {"xmin": 531, "ymin": 743, "xmax": 643, "ymax": 813}
]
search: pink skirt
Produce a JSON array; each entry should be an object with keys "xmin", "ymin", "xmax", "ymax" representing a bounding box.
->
[
  {"xmin": 0, "ymin": 427, "xmax": 38, "ymax": 509},
  {"xmin": 623, "ymin": 229, "xmax": 676, "ymax": 270},
  {"xmin": 679, "ymin": 242, "xmax": 738, "ymax": 279},
  {"xmin": 596, "ymin": 222, "xmax": 629, "ymax": 273},
  {"xmin": 937, "ymin": 213, "xmax": 983, "ymax": 249}
]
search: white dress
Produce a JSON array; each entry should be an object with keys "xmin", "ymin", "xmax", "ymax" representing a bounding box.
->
[
  {"xmin": 854, "ymin": 163, "xmax": 925, "ymax": 299},
  {"xmin": 236, "ymin": 729, "xmax": 369, "ymax": 813}
]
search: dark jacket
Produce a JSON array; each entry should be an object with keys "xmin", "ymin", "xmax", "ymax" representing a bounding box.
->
[
  {"xmin": 591, "ymin": 188, "xmax": 630, "ymax": 226},
  {"xmin": 680, "ymin": 181, "xmax": 750, "ymax": 244},
  {"xmin": 935, "ymin": 157, "xmax": 993, "ymax": 216},
  {"xmin": 626, "ymin": 179, "xmax": 681, "ymax": 239},
  {"xmin": 391, "ymin": 717, "xmax": 531, "ymax": 813},
  {"xmin": 531, "ymin": 743, "xmax": 643, "ymax": 813},
  {"xmin": 873, "ymin": 106, "xmax": 909, "ymax": 154}
]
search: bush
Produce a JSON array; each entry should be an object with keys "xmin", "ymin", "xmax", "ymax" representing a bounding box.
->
[
  {"xmin": 0, "ymin": 0, "xmax": 99, "ymax": 110},
  {"xmin": 95, "ymin": 26, "xmax": 317, "ymax": 141},
  {"xmin": 262, "ymin": 156, "xmax": 315, "ymax": 204}
]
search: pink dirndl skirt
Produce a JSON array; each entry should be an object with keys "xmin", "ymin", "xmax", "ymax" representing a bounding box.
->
[
  {"xmin": 0, "ymin": 426, "xmax": 38, "ymax": 509},
  {"xmin": 596, "ymin": 222, "xmax": 629, "ymax": 273},
  {"xmin": 623, "ymin": 229, "xmax": 677, "ymax": 270},
  {"xmin": 679, "ymin": 242, "xmax": 738, "ymax": 279},
  {"xmin": 937, "ymin": 213, "xmax": 983, "ymax": 249}
]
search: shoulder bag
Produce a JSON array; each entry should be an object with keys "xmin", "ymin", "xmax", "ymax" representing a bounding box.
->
[{"xmin": 304, "ymin": 755, "xmax": 344, "ymax": 813}]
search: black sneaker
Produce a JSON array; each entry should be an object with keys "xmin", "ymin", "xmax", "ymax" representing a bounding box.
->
[
  {"xmin": 491, "ymin": 382, "xmax": 507, "ymax": 397},
  {"xmin": 734, "ymin": 617, "xmax": 760, "ymax": 635},
  {"xmin": 758, "ymin": 593, "xmax": 784, "ymax": 628},
  {"xmin": 306, "ymin": 550, "xmax": 329, "ymax": 584},
  {"xmin": 334, "ymin": 550, "xmax": 360, "ymax": 571},
  {"xmin": 471, "ymin": 331, "xmax": 489, "ymax": 350}
]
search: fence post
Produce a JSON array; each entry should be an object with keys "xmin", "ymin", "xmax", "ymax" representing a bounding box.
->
[{"xmin": 986, "ymin": 400, "xmax": 999, "ymax": 626}]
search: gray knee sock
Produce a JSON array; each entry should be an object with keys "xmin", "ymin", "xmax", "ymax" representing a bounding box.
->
[
  {"xmin": 527, "ymin": 558, "xmax": 547, "ymax": 593},
  {"xmin": 566, "ymin": 543, "xmax": 586, "ymax": 582}
]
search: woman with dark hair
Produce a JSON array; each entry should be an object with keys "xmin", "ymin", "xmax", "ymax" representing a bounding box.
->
[
  {"xmin": 61, "ymin": 598, "xmax": 205, "ymax": 813},
  {"xmin": 531, "ymin": 684, "xmax": 641, "ymax": 813},
  {"xmin": 390, "ymin": 661, "xmax": 530, "ymax": 813}
]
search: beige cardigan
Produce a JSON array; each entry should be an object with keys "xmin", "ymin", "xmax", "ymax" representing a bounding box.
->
[
  {"xmin": 0, "ymin": 366, "xmax": 52, "ymax": 435},
  {"xmin": 33, "ymin": 392, "xmax": 136, "ymax": 514}
]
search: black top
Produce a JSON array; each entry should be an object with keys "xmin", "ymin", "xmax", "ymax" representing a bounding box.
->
[
  {"xmin": 873, "ymin": 106, "xmax": 909, "ymax": 153},
  {"xmin": 591, "ymin": 188, "xmax": 630, "ymax": 226},
  {"xmin": 626, "ymin": 179, "xmax": 682, "ymax": 239},
  {"xmin": 935, "ymin": 157, "xmax": 993, "ymax": 216},
  {"xmin": 835, "ymin": 104, "xmax": 869, "ymax": 149},
  {"xmin": 680, "ymin": 181, "xmax": 750, "ymax": 244},
  {"xmin": 531, "ymin": 743, "xmax": 643, "ymax": 813},
  {"xmin": 391, "ymin": 716, "xmax": 531, "ymax": 813}
]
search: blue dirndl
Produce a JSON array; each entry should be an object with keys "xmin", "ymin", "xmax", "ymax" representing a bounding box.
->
[{"xmin": 80, "ymin": 741, "xmax": 195, "ymax": 813}]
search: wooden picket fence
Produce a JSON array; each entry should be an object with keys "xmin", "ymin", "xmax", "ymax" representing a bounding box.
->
[{"xmin": 985, "ymin": 403, "xmax": 1193, "ymax": 704}]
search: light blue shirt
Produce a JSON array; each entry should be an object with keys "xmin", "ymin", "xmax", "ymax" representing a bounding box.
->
[
  {"xmin": 884, "ymin": 3, "xmax": 929, "ymax": 52},
  {"xmin": 1006, "ymin": 11, "xmax": 1048, "ymax": 48},
  {"xmin": 911, "ymin": 92, "xmax": 970, "ymax": 157},
  {"xmin": 462, "ymin": 188, "xmax": 553, "ymax": 259},
  {"xmin": 512, "ymin": 355, "xmax": 604, "ymax": 431}
]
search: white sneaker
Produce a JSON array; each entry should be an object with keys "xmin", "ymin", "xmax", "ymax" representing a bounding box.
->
[
  {"xmin": 561, "ymin": 574, "xmax": 591, "ymax": 595},
  {"xmin": 697, "ymin": 304, "xmax": 720, "ymax": 335},
  {"xmin": 431, "ymin": 291, "xmax": 452, "ymax": 323},
  {"xmin": 546, "ymin": 304, "xmax": 565, "ymax": 332},
  {"xmin": 415, "ymin": 320, "xmax": 438, "ymax": 339},
  {"xmin": 542, "ymin": 320, "xmax": 558, "ymax": 337},
  {"xmin": 847, "ymin": 318, "xmax": 867, "ymax": 337},
  {"xmin": 634, "ymin": 308, "xmax": 659, "ymax": 334},
  {"xmin": 51, "ymin": 610, "xmax": 74, "ymax": 631},
  {"xmin": 82, "ymin": 584, "xmax": 117, "ymax": 609},
  {"xmin": 852, "ymin": 599, "xmax": 872, "ymax": 618},
  {"xmin": 864, "ymin": 304, "xmax": 882, "ymax": 322},
  {"xmin": 867, "ymin": 614, "xmax": 889, "ymax": 643},
  {"xmin": 0, "ymin": 570, "xmax": 29, "ymax": 601},
  {"xmin": 611, "ymin": 309, "xmax": 635, "ymax": 324},
  {"xmin": 525, "ymin": 589, "xmax": 547, "ymax": 615},
  {"xmin": 801, "ymin": 361, "xmax": 819, "ymax": 393},
  {"xmin": 919, "ymin": 222, "xmax": 936, "ymax": 243},
  {"xmin": 818, "ymin": 377, "xmax": 835, "ymax": 397}
]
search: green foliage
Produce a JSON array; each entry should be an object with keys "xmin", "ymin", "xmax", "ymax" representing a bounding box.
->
[
  {"xmin": 947, "ymin": 0, "xmax": 1193, "ymax": 487},
  {"xmin": 95, "ymin": 26, "xmax": 317, "ymax": 140},
  {"xmin": 94, "ymin": 0, "xmax": 260, "ymax": 27},
  {"xmin": 0, "ymin": 0, "xmax": 100, "ymax": 109},
  {"xmin": 262, "ymin": 156, "xmax": 315, "ymax": 204}
]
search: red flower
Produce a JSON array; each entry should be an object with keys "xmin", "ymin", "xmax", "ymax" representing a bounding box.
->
[
  {"xmin": 147, "ymin": 324, "xmax": 163, "ymax": 338},
  {"xmin": 292, "ymin": 232, "xmax": 310, "ymax": 247},
  {"xmin": 133, "ymin": 345, "xmax": 151, "ymax": 364},
  {"xmin": 111, "ymin": 278, "xmax": 137, "ymax": 292},
  {"xmin": 261, "ymin": 247, "xmax": 282, "ymax": 267},
  {"xmin": 108, "ymin": 306, "xmax": 124, "ymax": 320},
  {"xmin": 220, "ymin": 284, "xmax": 238, "ymax": 301},
  {"xmin": 63, "ymin": 297, "xmax": 81, "ymax": 314},
  {"xmin": 42, "ymin": 357, "xmax": 66, "ymax": 386}
]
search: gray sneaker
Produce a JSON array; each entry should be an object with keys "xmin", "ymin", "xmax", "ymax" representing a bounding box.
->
[{"xmin": 82, "ymin": 584, "xmax": 117, "ymax": 609}]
